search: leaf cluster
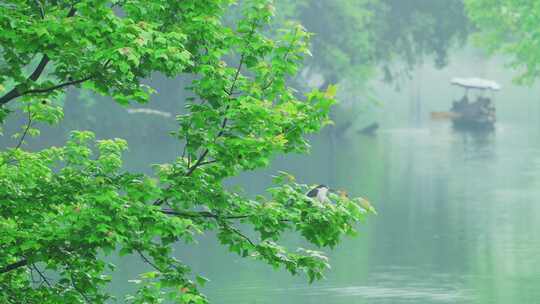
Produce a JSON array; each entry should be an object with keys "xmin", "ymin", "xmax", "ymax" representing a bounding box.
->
[
  {"xmin": 0, "ymin": 1, "xmax": 374, "ymax": 303},
  {"xmin": 465, "ymin": 0, "xmax": 540, "ymax": 83}
]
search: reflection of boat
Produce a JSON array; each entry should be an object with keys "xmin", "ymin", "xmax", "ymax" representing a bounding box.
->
[
  {"xmin": 358, "ymin": 122, "xmax": 379, "ymax": 135},
  {"xmin": 444, "ymin": 77, "xmax": 500, "ymax": 130}
]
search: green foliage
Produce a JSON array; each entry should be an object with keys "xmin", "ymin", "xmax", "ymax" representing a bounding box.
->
[
  {"xmin": 465, "ymin": 0, "xmax": 540, "ymax": 83},
  {"xmin": 0, "ymin": 0, "xmax": 374, "ymax": 303},
  {"xmin": 275, "ymin": 0, "xmax": 377, "ymax": 86},
  {"xmin": 374, "ymin": 0, "xmax": 471, "ymax": 80},
  {"xmin": 275, "ymin": 0, "xmax": 470, "ymax": 86}
]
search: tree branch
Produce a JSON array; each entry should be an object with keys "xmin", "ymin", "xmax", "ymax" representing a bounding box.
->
[
  {"xmin": 0, "ymin": 259, "xmax": 28, "ymax": 274},
  {"xmin": 185, "ymin": 149, "xmax": 210, "ymax": 176},
  {"xmin": 27, "ymin": 56, "xmax": 50, "ymax": 83},
  {"xmin": 185, "ymin": 54, "xmax": 245, "ymax": 176},
  {"xmin": 197, "ymin": 160, "xmax": 216, "ymax": 166},
  {"xmin": 14, "ymin": 107, "xmax": 33, "ymax": 150},
  {"xmin": 161, "ymin": 209, "xmax": 216, "ymax": 218},
  {"xmin": 69, "ymin": 273, "xmax": 91, "ymax": 304},
  {"xmin": 31, "ymin": 264, "xmax": 52, "ymax": 288},
  {"xmin": 221, "ymin": 222, "xmax": 256, "ymax": 247},
  {"xmin": 154, "ymin": 27, "xmax": 255, "ymax": 207},
  {"xmin": 22, "ymin": 75, "xmax": 93, "ymax": 95},
  {"xmin": 136, "ymin": 249, "xmax": 162, "ymax": 272},
  {"xmin": 160, "ymin": 209, "xmax": 250, "ymax": 220},
  {"xmin": 0, "ymin": 6, "xmax": 77, "ymax": 106}
]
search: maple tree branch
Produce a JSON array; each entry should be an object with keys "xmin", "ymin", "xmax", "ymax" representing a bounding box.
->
[
  {"xmin": 185, "ymin": 54, "xmax": 244, "ymax": 176},
  {"xmin": 221, "ymin": 222, "xmax": 256, "ymax": 247},
  {"xmin": 136, "ymin": 249, "xmax": 162, "ymax": 272},
  {"xmin": 0, "ymin": 6, "xmax": 76, "ymax": 106},
  {"xmin": 14, "ymin": 108, "xmax": 33, "ymax": 150},
  {"xmin": 0, "ymin": 259, "xmax": 28, "ymax": 274},
  {"xmin": 160, "ymin": 209, "xmax": 250, "ymax": 220},
  {"xmin": 31, "ymin": 264, "xmax": 52, "ymax": 288},
  {"xmin": 22, "ymin": 75, "xmax": 93, "ymax": 95}
]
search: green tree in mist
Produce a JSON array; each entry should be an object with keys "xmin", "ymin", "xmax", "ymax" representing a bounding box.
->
[
  {"xmin": 0, "ymin": 0, "xmax": 374, "ymax": 303},
  {"xmin": 465, "ymin": 0, "xmax": 540, "ymax": 83},
  {"xmin": 278, "ymin": 0, "xmax": 471, "ymax": 87},
  {"xmin": 268, "ymin": 0, "xmax": 470, "ymax": 135},
  {"xmin": 374, "ymin": 0, "xmax": 471, "ymax": 81},
  {"xmin": 276, "ymin": 0, "xmax": 377, "ymax": 88}
]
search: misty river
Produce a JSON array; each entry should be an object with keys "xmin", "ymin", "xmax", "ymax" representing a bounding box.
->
[
  {"xmin": 6, "ymin": 1, "xmax": 540, "ymax": 303},
  {"xmin": 3, "ymin": 38, "xmax": 539, "ymax": 304},
  {"xmin": 97, "ymin": 51, "xmax": 540, "ymax": 303}
]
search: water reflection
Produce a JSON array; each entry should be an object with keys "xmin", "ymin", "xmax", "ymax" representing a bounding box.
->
[
  {"xmin": 214, "ymin": 279, "xmax": 468, "ymax": 303},
  {"xmin": 194, "ymin": 120, "xmax": 540, "ymax": 303}
]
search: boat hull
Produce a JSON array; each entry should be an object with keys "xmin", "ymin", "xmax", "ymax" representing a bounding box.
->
[
  {"xmin": 450, "ymin": 96, "xmax": 495, "ymax": 131},
  {"xmin": 451, "ymin": 116, "xmax": 495, "ymax": 131}
]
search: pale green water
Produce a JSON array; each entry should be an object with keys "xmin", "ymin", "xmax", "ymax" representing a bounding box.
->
[
  {"xmin": 5, "ymin": 48, "xmax": 540, "ymax": 303},
  {"xmin": 182, "ymin": 120, "xmax": 540, "ymax": 304},
  {"xmin": 6, "ymin": 2, "xmax": 540, "ymax": 301},
  {"xmin": 100, "ymin": 53, "xmax": 540, "ymax": 302},
  {"xmin": 168, "ymin": 54, "xmax": 540, "ymax": 303}
]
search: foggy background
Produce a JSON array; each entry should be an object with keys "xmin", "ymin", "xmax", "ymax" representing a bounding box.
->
[{"xmin": 3, "ymin": 1, "xmax": 540, "ymax": 303}]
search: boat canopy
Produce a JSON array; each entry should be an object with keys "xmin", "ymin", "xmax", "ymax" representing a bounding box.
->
[{"xmin": 451, "ymin": 77, "xmax": 501, "ymax": 91}]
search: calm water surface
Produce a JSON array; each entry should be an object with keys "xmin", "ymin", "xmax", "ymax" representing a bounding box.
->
[
  {"xmin": 175, "ymin": 120, "xmax": 540, "ymax": 304},
  {"xmin": 97, "ymin": 56, "xmax": 540, "ymax": 302}
]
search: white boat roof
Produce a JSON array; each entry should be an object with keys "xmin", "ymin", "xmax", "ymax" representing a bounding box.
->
[{"xmin": 451, "ymin": 77, "xmax": 501, "ymax": 91}]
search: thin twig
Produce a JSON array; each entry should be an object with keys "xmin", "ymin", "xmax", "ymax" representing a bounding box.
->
[
  {"xmin": 160, "ymin": 209, "xmax": 216, "ymax": 218},
  {"xmin": 261, "ymin": 28, "xmax": 299, "ymax": 95},
  {"xmin": 261, "ymin": 77, "xmax": 274, "ymax": 91},
  {"xmin": 69, "ymin": 274, "xmax": 91, "ymax": 304},
  {"xmin": 184, "ymin": 22, "xmax": 259, "ymax": 175},
  {"xmin": 136, "ymin": 249, "xmax": 162, "ymax": 272},
  {"xmin": 154, "ymin": 26, "xmax": 255, "ymax": 207},
  {"xmin": 31, "ymin": 264, "xmax": 52, "ymax": 288},
  {"xmin": 185, "ymin": 149, "xmax": 209, "ymax": 176},
  {"xmin": 22, "ymin": 75, "xmax": 93, "ymax": 95},
  {"xmin": 185, "ymin": 54, "xmax": 245, "ymax": 177},
  {"xmin": 160, "ymin": 209, "xmax": 250, "ymax": 220},
  {"xmin": 221, "ymin": 222, "xmax": 256, "ymax": 247},
  {"xmin": 14, "ymin": 107, "xmax": 33, "ymax": 150},
  {"xmin": 226, "ymin": 55, "xmax": 245, "ymax": 96},
  {"xmin": 181, "ymin": 133, "xmax": 188, "ymax": 159},
  {"xmin": 197, "ymin": 160, "xmax": 216, "ymax": 166},
  {"xmin": 28, "ymin": 265, "xmax": 38, "ymax": 284}
]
